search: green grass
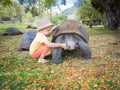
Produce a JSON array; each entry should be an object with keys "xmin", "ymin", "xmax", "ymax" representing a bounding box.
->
[
  {"xmin": 0, "ymin": 23, "xmax": 120, "ymax": 89},
  {"xmin": 0, "ymin": 23, "xmax": 28, "ymax": 31}
]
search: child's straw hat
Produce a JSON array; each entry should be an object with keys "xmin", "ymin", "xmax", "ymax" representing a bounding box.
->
[{"xmin": 35, "ymin": 18, "xmax": 53, "ymax": 31}]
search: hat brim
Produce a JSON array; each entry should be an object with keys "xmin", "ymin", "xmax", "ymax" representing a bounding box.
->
[{"xmin": 37, "ymin": 24, "xmax": 53, "ymax": 31}]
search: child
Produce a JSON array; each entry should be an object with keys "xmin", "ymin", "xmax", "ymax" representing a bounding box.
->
[{"xmin": 29, "ymin": 21, "xmax": 67, "ymax": 63}]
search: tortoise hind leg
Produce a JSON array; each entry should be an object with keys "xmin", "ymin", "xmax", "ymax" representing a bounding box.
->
[{"xmin": 77, "ymin": 41, "xmax": 92, "ymax": 59}]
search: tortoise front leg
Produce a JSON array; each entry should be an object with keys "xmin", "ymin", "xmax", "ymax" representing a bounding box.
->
[
  {"xmin": 52, "ymin": 48, "xmax": 63, "ymax": 64},
  {"xmin": 52, "ymin": 35, "xmax": 65, "ymax": 64}
]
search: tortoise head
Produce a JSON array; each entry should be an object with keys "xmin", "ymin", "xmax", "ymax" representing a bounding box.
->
[{"xmin": 66, "ymin": 40, "xmax": 77, "ymax": 50}]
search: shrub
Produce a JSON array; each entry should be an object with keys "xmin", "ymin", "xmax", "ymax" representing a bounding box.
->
[{"xmin": 52, "ymin": 14, "xmax": 67, "ymax": 25}]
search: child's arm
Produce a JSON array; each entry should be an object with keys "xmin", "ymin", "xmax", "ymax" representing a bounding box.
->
[
  {"xmin": 47, "ymin": 27, "xmax": 55, "ymax": 35},
  {"xmin": 44, "ymin": 40, "xmax": 68, "ymax": 50},
  {"xmin": 46, "ymin": 26, "xmax": 57, "ymax": 36}
]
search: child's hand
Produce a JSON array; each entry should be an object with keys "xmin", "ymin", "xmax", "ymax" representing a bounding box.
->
[
  {"xmin": 61, "ymin": 44, "xmax": 68, "ymax": 50},
  {"xmin": 50, "ymin": 26, "xmax": 57, "ymax": 31},
  {"xmin": 51, "ymin": 24, "xmax": 59, "ymax": 31}
]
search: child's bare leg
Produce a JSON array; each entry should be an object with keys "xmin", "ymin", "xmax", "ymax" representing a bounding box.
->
[
  {"xmin": 38, "ymin": 53, "xmax": 49, "ymax": 63},
  {"xmin": 37, "ymin": 46, "xmax": 51, "ymax": 63}
]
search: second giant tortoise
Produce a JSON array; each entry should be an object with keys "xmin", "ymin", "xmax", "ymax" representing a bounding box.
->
[
  {"xmin": 52, "ymin": 20, "xmax": 92, "ymax": 64},
  {"xmin": 2, "ymin": 27, "xmax": 23, "ymax": 36},
  {"xmin": 18, "ymin": 30, "xmax": 37, "ymax": 51}
]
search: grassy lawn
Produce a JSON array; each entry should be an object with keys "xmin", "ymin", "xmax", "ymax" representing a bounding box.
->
[
  {"xmin": 0, "ymin": 23, "xmax": 120, "ymax": 90},
  {"xmin": 0, "ymin": 23, "xmax": 28, "ymax": 31}
]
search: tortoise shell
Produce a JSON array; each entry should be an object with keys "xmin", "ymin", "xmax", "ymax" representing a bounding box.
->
[{"xmin": 52, "ymin": 20, "xmax": 89, "ymax": 43}]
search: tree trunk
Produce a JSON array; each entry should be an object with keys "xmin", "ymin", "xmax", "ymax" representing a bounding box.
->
[
  {"xmin": 115, "ymin": 0, "xmax": 120, "ymax": 29},
  {"xmin": 19, "ymin": 15, "xmax": 22, "ymax": 23},
  {"xmin": 103, "ymin": 5, "xmax": 118, "ymax": 29},
  {"xmin": 89, "ymin": 20, "xmax": 93, "ymax": 28},
  {"xmin": 49, "ymin": 7, "xmax": 52, "ymax": 21},
  {"xmin": 95, "ymin": 0, "xmax": 120, "ymax": 29}
]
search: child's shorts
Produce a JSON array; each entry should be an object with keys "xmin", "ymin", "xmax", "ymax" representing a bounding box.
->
[{"xmin": 31, "ymin": 45, "xmax": 51, "ymax": 59}]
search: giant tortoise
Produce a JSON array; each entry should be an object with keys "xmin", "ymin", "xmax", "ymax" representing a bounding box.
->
[
  {"xmin": 2, "ymin": 27, "xmax": 23, "ymax": 36},
  {"xmin": 18, "ymin": 30, "xmax": 37, "ymax": 51},
  {"xmin": 52, "ymin": 20, "xmax": 92, "ymax": 64}
]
